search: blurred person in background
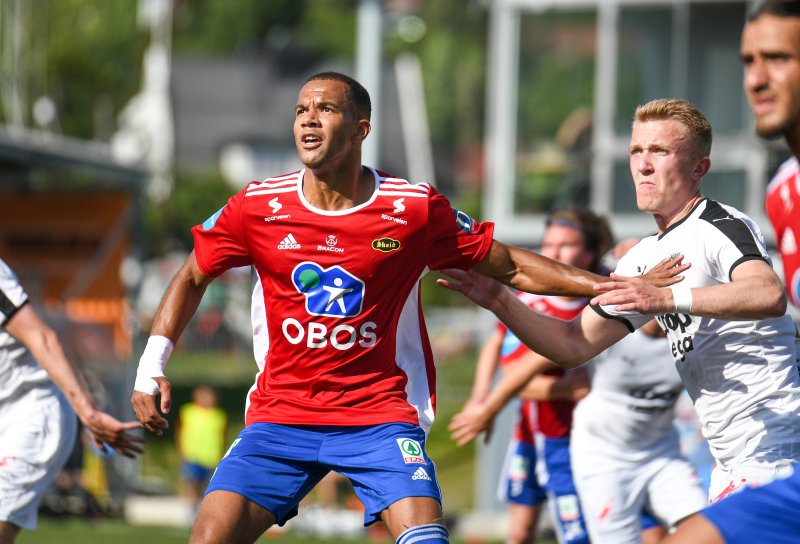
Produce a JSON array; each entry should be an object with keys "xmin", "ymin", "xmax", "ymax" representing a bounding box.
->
[
  {"xmin": 0, "ymin": 258, "xmax": 142, "ymax": 544},
  {"xmin": 130, "ymin": 71, "xmax": 683, "ymax": 544},
  {"xmin": 742, "ymin": 0, "xmax": 800, "ymax": 308},
  {"xmin": 439, "ymin": 98, "xmax": 800, "ymax": 509},
  {"xmin": 569, "ymin": 319, "xmax": 706, "ymax": 544},
  {"xmin": 176, "ymin": 385, "xmax": 228, "ymax": 519},
  {"xmin": 453, "ymin": 208, "xmax": 612, "ymax": 544}
]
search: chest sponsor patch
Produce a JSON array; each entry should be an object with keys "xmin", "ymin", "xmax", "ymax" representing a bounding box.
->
[
  {"xmin": 292, "ymin": 262, "xmax": 364, "ymax": 318},
  {"xmin": 372, "ymin": 238, "xmax": 401, "ymax": 252}
]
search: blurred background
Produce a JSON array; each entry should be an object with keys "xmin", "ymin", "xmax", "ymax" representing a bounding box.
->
[{"xmin": 0, "ymin": 0, "xmax": 795, "ymax": 542}]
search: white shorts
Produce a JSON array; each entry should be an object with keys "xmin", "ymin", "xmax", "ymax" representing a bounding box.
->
[
  {"xmin": 571, "ymin": 449, "xmax": 706, "ymax": 544},
  {"xmin": 0, "ymin": 384, "xmax": 77, "ymax": 530},
  {"xmin": 708, "ymin": 459, "xmax": 797, "ymax": 503}
]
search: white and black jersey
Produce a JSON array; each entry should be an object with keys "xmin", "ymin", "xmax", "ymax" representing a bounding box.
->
[
  {"xmin": 594, "ymin": 198, "xmax": 800, "ymax": 471},
  {"xmin": 571, "ymin": 330, "xmax": 706, "ymax": 540},
  {"xmin": 0, "ymin": 258, "xmax": 50, "ymax": 401},
  {"xmin": 573, "ymin": 329, "xmax": 685, "ymax": 460}
]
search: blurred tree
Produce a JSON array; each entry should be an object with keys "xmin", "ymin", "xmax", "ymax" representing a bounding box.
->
[{"xmin": 35, "ymin": 0, "xmax": 146, "ymax": 138}]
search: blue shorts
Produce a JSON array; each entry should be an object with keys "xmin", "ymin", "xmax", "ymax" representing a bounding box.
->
[
  {"xmin": 499, "ymin": 439, "xmax": 546, "ymax": 506},
  {"xmin": 181, "ymin": 461, "xmax": 214, "ymax": 484},
  {"xmin": 701, "ymin": 466, "xmax": 800, "ymax": 544},
  {"xmin": 205, "ymin": 422, "xmax": 442, "ymax": 526},
  {"xmin": 542, "ymin": 437, "xmax": 590, "ymax": 544}
]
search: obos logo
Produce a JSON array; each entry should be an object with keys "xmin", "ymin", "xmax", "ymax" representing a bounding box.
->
[
  {"xmin": 292, "ymin": 262, "xmax": 364, "ymax": 317},
  {"xmin": 454, "ymin": 208, "xmax": 476, "ymax": 233},
  {"xmin": 285, "ymin": 262, "xmax": 376, "ymax": 351}
]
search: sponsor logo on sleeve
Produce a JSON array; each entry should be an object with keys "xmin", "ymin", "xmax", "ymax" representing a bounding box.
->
[
  {"xmin": 454, "ymin": 208, "xmax": 476, "ymax": 233},
  {"xmin": 202, "ymin": 206, "xmax": 225, "ymax": 230}
]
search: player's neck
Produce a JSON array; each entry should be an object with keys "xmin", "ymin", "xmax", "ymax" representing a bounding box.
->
[
  {"xmin": 654, "ymin": 193, "xmax": 702, "ymax": 234},
  {"xmin": 302, "ymin": 164, "xmax": 374, "ymax": 211},
  {"xmin": 786, "ymin": 127, "xmax": 800, "ymax": 162}
]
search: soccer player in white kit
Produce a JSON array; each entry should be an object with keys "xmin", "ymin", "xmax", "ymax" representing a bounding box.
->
[
  {"xmin": 0, "ymin": 259, "xmax": 142, "ymax": 544},
  {"xmin": 439, "ymin": 98, "xmax": 800, "ymax": 506},
  {"xmin": 570, "ymin": 319, "xmax": 706, "ymax": 543}
]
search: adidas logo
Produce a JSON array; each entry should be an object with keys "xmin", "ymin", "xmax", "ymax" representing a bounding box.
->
[
  {"xmin": 278, "ymin": 233, "xmax": 301, "ymax": 250},
  {"xmin": 412, "ymin": 467, "xmax": 431, "ymax": 481}
]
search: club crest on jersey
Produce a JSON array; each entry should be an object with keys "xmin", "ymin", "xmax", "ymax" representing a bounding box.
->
[
  {"xmin": 396, "ymin": 438, "xmax": 426, "ymax": 464},
  {"xmin": 292, "ymin": 262, "xmax": 364, "ymax": 318},
  {"xmin": 372, "ymin": 237, "xmax": 401, "ymax": 252},
  {"xmin": 202, "ymin": 206, "xmax": 225, "ymax": 230},
  {"xmin": 454, "ymin": 208, "xmax": 476, "ymax": 233}
]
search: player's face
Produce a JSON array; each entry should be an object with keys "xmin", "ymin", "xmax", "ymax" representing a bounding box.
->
[
  {"xmin": 293, "ymin": 79, "xmax": 368, "ymax": 170},
  {"xmin": 629, "ymin": 119, "xmax": 707, "ymax": 218},
  {"xmin": 741, "ymin": 15, "xmax": 800, "ymax": 140},
  {"xmin": 540, "ymin": 224, "xmax": 593, "ymax": 271}
]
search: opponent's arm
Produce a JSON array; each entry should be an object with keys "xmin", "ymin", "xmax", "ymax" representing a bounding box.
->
[
  {"xmin": 473, "ymin": 240, "xmax": 688, "ymax": 298},
  {"xmin": 592, "ymin": 259, "xmax": 786, "ymax": 320},
  {"xmin": 438, "ymin": 269, "xmax": 629, "ymax": 368},
  {"xmin": 6, "ymin": 305, "xmax": 143, "ymax": 457},
  {"xmin": 466, "ymin": 329, "xmax": 504, "ymax": 405},
  {"xmin": 131, "ymin": 251, "xmax": 214, "ymax": 435}
]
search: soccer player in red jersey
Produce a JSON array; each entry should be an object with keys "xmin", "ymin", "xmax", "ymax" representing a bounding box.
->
[
  {"xmin": 130, "ymin": 72, "xmax": 682, "ymax": 544},
  {"xmin": 743, "ymin": 0, "xmax": 800, "ymax": 307}
]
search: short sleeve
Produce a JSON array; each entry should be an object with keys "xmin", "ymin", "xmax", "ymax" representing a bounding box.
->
[
  {"xmin": 0, "ymin": 259, "xmax": 29, "ymax": 327},
  {"xmin": 192, "ymin": 191, "xmax": 253, "ymax": 277},
  {"xmin": 424, "ymin": 190, "xmax": 494, "ymax": 271}
]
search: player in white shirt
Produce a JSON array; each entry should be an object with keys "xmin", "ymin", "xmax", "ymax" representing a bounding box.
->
[
  {"xmin": 439, "ymin": 98, "xmax": 800, "ymax": 504},
  {"xmin": 571, "ymin": 319, "xmax": 706, "ymax": 543},
  {"xmin": 0, "ymin": 259, "xmax": 142, "ymax": 544}
]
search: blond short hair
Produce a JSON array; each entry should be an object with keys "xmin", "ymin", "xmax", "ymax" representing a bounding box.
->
[{"xmin": 633, "ymin": 98, "xmax": 712, "ymax": 157}]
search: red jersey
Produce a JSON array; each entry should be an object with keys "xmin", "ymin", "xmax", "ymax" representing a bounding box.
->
[
  {"xmin": 192, "ymin": 168, "xmax": 493, "ymax": 432},
  {"xmin": 766, "ymin": 157, "xmax": 800, "ymax": 307},
  {"xmin": 498, "ymin": 292, "xmax": 587, "ymax": 438}
]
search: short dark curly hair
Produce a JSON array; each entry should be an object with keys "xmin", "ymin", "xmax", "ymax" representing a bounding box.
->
[
  {"xmin": 304, "ymin": 71, "xmax": 372, "ymax": 121},
  {"xmin": 747, "ymin": 0, "xmax": 800, "ymax": 21}
]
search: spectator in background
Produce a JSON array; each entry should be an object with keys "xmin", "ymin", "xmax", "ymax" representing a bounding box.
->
[
  {"xmin": 176, "ymin": 385, "xmax": 228, "ymax": 517},
  {"xmin": 0, "ymin": 258, "xmax": 142, "ymax": 544}
]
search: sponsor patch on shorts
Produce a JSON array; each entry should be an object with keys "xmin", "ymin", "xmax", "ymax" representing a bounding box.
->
[{"xmin": 396, "ymin": 437, "xmax": 426, "ymax": 464}]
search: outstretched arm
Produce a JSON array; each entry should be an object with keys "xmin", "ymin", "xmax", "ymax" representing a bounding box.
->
[
  {"xmin": 6, "ymin": 306, "xmax": 143, "ymax": 458},
  {"xmin": 131, "ymin": 251, "xmax": 214, "ymax": 435},
  {"xmin": 438, "ymin": 269, "xmax": 630, "ymax": 367},
  {"xmin": 592, "ymin": 259, "xmax": 786, "ymax": 319},
  {"xmin": 473, "ymin": 241, "xmax": 688, "ymax": 298}
]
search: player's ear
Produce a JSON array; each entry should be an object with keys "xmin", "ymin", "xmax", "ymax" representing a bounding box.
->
[{"xmin": 353, "ymin": 119, "xmax": 371, "ymax": 144}]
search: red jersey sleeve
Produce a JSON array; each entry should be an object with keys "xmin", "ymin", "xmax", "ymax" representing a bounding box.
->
[
  {"xmin": 424, "ymin": 189, "xmax": 494, "ymax": 270},
  {"xmin": 192, "ymin": 190, "xmax": 252, "ymax": 277}
]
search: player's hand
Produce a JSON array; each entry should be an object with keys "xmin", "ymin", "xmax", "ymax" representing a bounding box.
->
[
  {"xmin": 436, "ymin": 269, "xmax": 508, "ymax": 312},
  {"xmin": 590, "ymin": 274, "xmax": 673, "ymax": 314},
  {"xmin": 131, "ymin": 376, "xmax": 172, "ymax": 436},
  {"xmin": 80, "ymin": 410, "xmax": 144, "ymax": 458},
  {"xmin": 638, "ymin": 254, "xmax": 690, "ymax": 287},
  {"xmin": 448, "ymin": 402, "xmax": 495, "ymax": 446}
]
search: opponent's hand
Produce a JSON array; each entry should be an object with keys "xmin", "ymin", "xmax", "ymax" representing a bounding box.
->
[
  {"xmin": 639, "ymin": 254, "xmax": 690, "ymax": 287},
  {"xmin": 448, "ymin": 401, "xmax": 495, "ymax": 446},
  {"xmin": 436, "ymin": 269, "xmax": 507, "ymax": 311},
  {"xmin": 131, "ymin": 376, "xmax": 172, "ymax": 436},
  {"xmin": 590, "ymin": 274, "xmax": 674, "ymax": 314},
  {"xmin": 80, "ymin": 410, "xmax": 144, "ymax": 458}
]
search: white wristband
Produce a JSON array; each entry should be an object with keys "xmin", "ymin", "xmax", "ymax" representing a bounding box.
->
[
  {"xmin": 670, "ymin": 285, "xmax": 693, "ymax": 314},
  {"xmin": 133, "ymin": 335, "xmax": 174, "ymax": 395}
]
